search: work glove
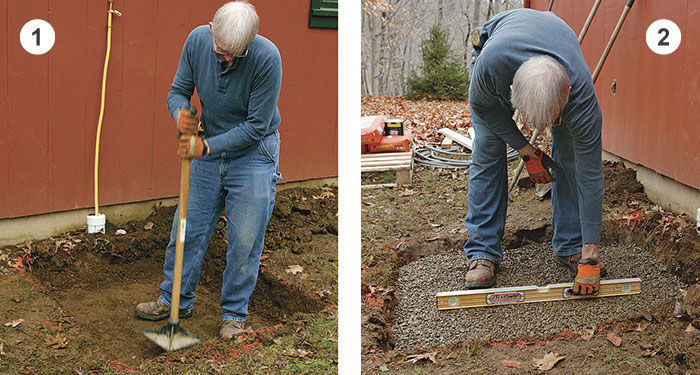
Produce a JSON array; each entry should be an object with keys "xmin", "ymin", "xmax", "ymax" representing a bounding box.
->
[
  {"xmin": 178, "ymin": 135, "xmax": 209, "ymax": 159},
  {"xmin": 572, "ymin": 258, "xmax": 601, "ymax": 295},
  {"xmin": 522, "ymin": 148, "xmax": 561, "ymax": 184},
  {"xmin": 176, "ymin": 108, "xmax": 198, "ymax": 136}
]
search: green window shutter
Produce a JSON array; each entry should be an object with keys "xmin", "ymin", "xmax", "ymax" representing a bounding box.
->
[{"xmin": 309, "ymin": 0, "xmax": 338, "ymax": 29}]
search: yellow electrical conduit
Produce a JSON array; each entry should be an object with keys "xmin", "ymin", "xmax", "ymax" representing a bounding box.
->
[{"xmin": 94, "ymin": 0, "xmax": 121, "ymax": 216}]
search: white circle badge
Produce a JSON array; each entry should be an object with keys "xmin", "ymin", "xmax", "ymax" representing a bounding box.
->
[
  {"xmin": 20, "ymin": 19, "xmax": 55, "ymax": 55},
  {"xmin": 646, "ymin": 19, "xmax": 681, "ymax": 55}
]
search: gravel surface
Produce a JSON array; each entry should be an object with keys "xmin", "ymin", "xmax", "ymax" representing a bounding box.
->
[{"xmin": 395, "ymin": 244, "xmax": 685, "ymax": 350}]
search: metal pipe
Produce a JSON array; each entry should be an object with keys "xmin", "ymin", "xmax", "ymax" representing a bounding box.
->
[{"xmin": 547, "ymin": 0, "xmax": 554, "ymax": 11}]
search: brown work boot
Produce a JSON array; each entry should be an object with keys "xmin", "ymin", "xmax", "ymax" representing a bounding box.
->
[
  {"xmin": 134, "ymin": 299, "xmax": 192, "ymax": 321},
  {"xmin": 219, "ymin": 320, "xmax": 246, "ymax": 340},
  {"xmin": 554, "ymin": 252, "xmax": 607, "ymax": 277},
  {"xmin": 465, "ymin": 259, "xmax": 496, "ymax": 289}
]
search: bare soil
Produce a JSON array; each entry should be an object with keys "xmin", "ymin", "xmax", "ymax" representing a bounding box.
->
[
  {"xmin": 362, "ymin": 161, "xmax": 700, "ymax": 374},
  {"xmin": 0, "ymin": 186, "xmax": 337, "ymax": 374}
]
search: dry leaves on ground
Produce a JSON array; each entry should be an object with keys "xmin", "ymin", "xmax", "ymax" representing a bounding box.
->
[
  {"xmin": 285, "ymin": 265, "xmax": 304, "ymax": 275},
  {"xmin": 4, "ymin": 319, "xmax": 24, "ymax": 328},
  {"xmin": 685, "ymin": 323, "xmax": 700, "ymax": 336},
  {"xmin": 500, "ymin": 359, "xmax": 522, "ymax": 368},
  {"xmin": 405, "ymin": 351, "xmax": 437, "ymax": 364},
  {"xmin": 283, "ymin": 348, "xmax": 313, "ymax": 358},
  {"xmin": 607, "ymin": 331, "xmax": 622, "ymax": 347},
  {"xmin": 532, "ymin": 352, "xmax": 565, "ymax": 371},
  {"xmin": 144, "ymin": 222, "xmax": 155, "ymax": 230},
  {"xmin": 580, "ymin": 329, "xmax": 595, "ymax": 341},
  {"xmin": 44, "ymin": 334, "xmax": 68, "ymax": 349}
]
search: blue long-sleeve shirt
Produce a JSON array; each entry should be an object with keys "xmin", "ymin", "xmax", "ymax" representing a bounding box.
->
[
  {"xmin": 470, "ymin": 9, "xmax": 604, "ymax": 243},
  {"xmin": 167, "ymin": 26, "xmax": 282, "ymax": 155}
]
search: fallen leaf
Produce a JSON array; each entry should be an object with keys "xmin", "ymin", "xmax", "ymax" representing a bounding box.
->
[
  {"xmin": 144, "ymin": 222, "xmax": 155, "ymax": 230},
  {"xmin": 316, "ymin": 289, "xmax": 332, "ymax": 298},
  {"xmin": 580, "ymin": 329, "xmax": 595, "ymax": 341},
  {"xmin": 685, "ymin": 323, "xmax": 700, "ymax": 336},
  {"xmin": 283, "ymin": 348, "xmax": 312, "ymax": 358},
  {"xmin": 425, "ymin": 236, "xmax": 439, "ymax": 242},
  {"xmin": 607, "ymin": 332, "xmax": 622, "ymax": 347},
  {"xmin": 210, "ymin": 362, "xmax": 224, "ymax": 372},
  {"xmin": 673, "ymin": 301, "xmax": 683, "ymax": 317},
  {"xmin": 0, "ymin": 342, "xmax": 5, "ymax": 355},
  {"xmin": 641, "ymin": 349, "xmax": 658, "ymax": 357},
  {"xmin": 379, "ymin": 364, "xmax": 389, "ymax": 372},
  {"xmin": 500, "ymin": 359, "xmax": 522, "ymax": 368},
  {"xmin": 405, "ymin": 352, "xmax": 437, "ymax": 364},
  {"xmin": 40, "ymin": 320, "xmax": 52, "ymax": 328},
  {"xmin": 635, "ymin": 323, "xmax": 647, "ymax": 332},
  {"xmin": 428, "ymin": 222, "xmax": 442, "ymax": 228},
  {"xmin": 532, "ymin": 352, "xmax": 565, "ymax": 371},
  {"xmin": 285, "ymin": 265, "xmax": 304, "ymax": 275},
  {"xmin": 4, "ymin": 319, "xmax": 24, "ymax": 328},
  {"xmin": 44, "ymin": 334, "xmax": 68, "ymax": 349}
]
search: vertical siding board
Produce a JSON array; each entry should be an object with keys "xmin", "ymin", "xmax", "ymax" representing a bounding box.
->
[
  {"xmin": 84, "ymin": 0, "xmax": 124, "ymax": 209},
  {"xmin": 120, "ymin": 0, "xmax": 158, "ymax": 202},
  {"xmin": 47, "ymin": 0, "xmax": 88, "ymax": 212},
  {"xmin": 151, "ymin": 0, "xmax": 190, "ymax": 198},
  {"xmin": 256, "ymin": 0, "xmax": 338, "ymax": 182},
  {"xmin": 7, "ymin": 0, "xmax": 49, "ymax": 217},
  {"xmin": 678, "ymin": 0, "xmax": 700, "ymax": 188},
  {"xmin": 0, "ymin": 0, "xmax": 9, "ymax": 217}
]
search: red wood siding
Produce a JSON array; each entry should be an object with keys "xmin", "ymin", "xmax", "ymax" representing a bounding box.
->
[
  {"xmin": 0, "ymin": 0, "xmax": 338, "ymax": 219},
  {"xmin": 528, "ymin": 0, "xmax": 700, "ymax": 190}
]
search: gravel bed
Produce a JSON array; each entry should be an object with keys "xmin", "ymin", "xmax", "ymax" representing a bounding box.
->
[{"xmin": 395, "ymin": 244, "xmax": 685, "ymax": 350}]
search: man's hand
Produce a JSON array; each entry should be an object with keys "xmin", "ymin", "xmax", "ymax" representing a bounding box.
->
[
  {"xmin": 178, "ymin": 135, "xmax": 209, "ymax": 159},
  {"xmin": 521, "ymin": 148, "xmax": 560, "ymax": 184},
  {"xmin": 572, "ymin": 258, "xmax": 601, "ymax": 295},
  {"xmin": 176, "ymin": 108, "xmax": 198, "ymax": 136}
]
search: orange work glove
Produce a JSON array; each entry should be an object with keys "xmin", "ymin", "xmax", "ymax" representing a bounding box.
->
[
  {"xmin": 572, "ymin": 258, "xmax": 600, "ymax": 295},
  {"xmin": 176, "ymin": 108, "xmax": 198, "ymax": 136},
  {"xmin": 178, "ymin": 135, "xmax": 209, "ymax": 159},
  {"xmin": 522, "ymin": 148, "xmax": 561, "ymax": 184}
]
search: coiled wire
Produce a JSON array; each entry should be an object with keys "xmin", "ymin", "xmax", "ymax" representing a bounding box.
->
[{"xmin": 414, "ymin": 142, "xmax": 519, "ymax": 169}]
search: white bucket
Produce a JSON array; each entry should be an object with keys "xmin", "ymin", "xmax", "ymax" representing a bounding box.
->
[{"xmin": 87, "ymin": 213, "xmax": 106, "ymax": 234}]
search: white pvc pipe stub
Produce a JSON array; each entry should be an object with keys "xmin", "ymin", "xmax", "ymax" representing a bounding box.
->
[{"xmin": 87, "ymin": 213, "xmax": 106, "ymax": 234}]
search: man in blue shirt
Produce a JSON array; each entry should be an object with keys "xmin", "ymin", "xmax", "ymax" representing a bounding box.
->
[
  {"xmin": 464, "ymin": 9, "xmax": 604, "ymax": 295},
  {"xmin": 135, "ymin": 1, "xmax": 283, "ymax": 339}
]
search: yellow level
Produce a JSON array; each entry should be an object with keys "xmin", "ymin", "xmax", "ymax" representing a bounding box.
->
[{"xmin": 436, "ymin": 278, "xmax": 641, "ymax": 311}]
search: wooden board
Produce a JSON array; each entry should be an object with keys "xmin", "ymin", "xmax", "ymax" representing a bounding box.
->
[
  {"xmin": 361, "ymin": 151, "xmax": 413, "ymax": 187},
  {"xmin": 436, "ymin": 278, "xmax": 641, "ymax": 310},
  {"xmin": 438, "ymin": 128, "xmax": 473, "ymax": 150}
]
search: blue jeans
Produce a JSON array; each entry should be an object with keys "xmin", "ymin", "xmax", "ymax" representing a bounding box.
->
[
  {"xmin": 463, "ymin": 120, "xmax": 583, "ymax": 263},
  {"xmin": 159, "ymin": 131, "xmax": 281, "ymax": 321}
]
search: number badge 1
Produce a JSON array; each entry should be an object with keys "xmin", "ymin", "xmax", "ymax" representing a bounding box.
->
[{"xmin": 20, "ymin": 19, "xmax": 55, "ymax": 55}]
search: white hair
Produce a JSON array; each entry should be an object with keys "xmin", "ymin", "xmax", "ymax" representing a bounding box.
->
[
  {"xmin": 211, "ymin": 1, "xmax": 259, "ymax": 56},
  {"xmin": 511, "ymin": 56, "xmax": 570, "ymax": 131}
]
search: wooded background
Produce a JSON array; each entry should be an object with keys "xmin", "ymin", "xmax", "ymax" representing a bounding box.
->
[{"xmin": 362, "ymin": 0, "xmax": 523, "ymax": 97}]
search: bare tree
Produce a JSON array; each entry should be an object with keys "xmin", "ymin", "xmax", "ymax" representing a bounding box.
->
[{"xmin": 362, "ymin": 0, "xmax": 524, "ymax": 97}]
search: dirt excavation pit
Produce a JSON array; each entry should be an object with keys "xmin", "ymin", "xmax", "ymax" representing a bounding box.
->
[
  {"xmin": 395, "ymin": 242, "xmax": 685, "ymax": 350},
  {"xmin": 3, "ymin": 186, "xmax": 336, "ymax": 367}
]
